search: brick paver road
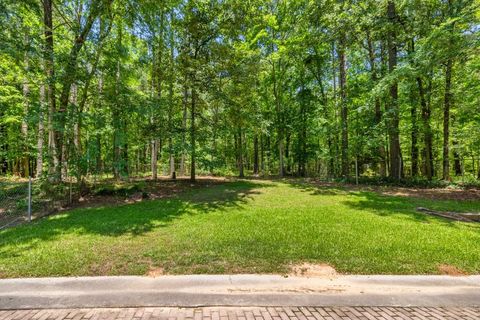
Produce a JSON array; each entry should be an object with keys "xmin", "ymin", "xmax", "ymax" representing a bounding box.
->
[{"xmin": 1, "ymin": 307, "xmax": 479, "ymax": 320}]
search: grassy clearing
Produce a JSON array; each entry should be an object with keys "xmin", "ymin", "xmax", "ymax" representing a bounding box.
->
[{"xmin": 0, "ymin": 179, "xmax": 479, "ymax": 278}]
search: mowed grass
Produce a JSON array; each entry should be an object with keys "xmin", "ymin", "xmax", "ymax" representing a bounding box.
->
[{"xmin": 0, "ymin": 180, "xmax": 479, "ymax": 278}]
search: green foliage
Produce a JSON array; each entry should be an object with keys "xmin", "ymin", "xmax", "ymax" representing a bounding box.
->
[
  {"xmin": 94, "ymin": 182, "xmax": 144, "ymax": 196},
  {"xmin": 0, "ymin": 0, "xmax": 479, "ymax": 182}
]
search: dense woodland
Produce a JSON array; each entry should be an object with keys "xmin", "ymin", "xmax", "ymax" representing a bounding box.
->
[{"xmin": 0, "ymin": 0, "xmax": 479, "ymax": 183}]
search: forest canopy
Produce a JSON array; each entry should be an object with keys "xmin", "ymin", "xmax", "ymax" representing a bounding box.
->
[{"xmin": 0, "ymin": 0, "xmax": 479, "ymax": 183}]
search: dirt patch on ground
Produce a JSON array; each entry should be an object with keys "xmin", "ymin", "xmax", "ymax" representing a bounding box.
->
[
  {"xmin": 437, "ymin": 264, "xmax": 468, "ymax": 276},
  {"xmin": 380, "ymin": 187, "xmax": 480, "ymax": 201},
  {"xmin": 146, "ymin": 266, "xmax": 165, "ymax": 277},
  {"xmin": 294, "ymin": 179, "xmax": 480, "ymax": 201},
  {"xmin": 65, "ymin": 176, "xmax": 229, "ymax": 211},
  {"xmin": 289, "ymin": 263, "xmax": 338, "ymax": 278}
]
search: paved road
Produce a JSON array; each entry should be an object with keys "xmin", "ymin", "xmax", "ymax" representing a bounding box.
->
[{"xmin": 1, "ymin": 307, "xmax": 479, "ymax": 320}]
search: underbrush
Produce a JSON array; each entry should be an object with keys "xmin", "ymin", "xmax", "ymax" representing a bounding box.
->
[{"xmin": 339, "ymin": 176, "xmax": 480, "ymax": 189}]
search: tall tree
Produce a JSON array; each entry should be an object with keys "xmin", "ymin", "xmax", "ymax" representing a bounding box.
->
[{"xmin": 386, "ymin": 1, "xmax": 402, "ymax": 179}]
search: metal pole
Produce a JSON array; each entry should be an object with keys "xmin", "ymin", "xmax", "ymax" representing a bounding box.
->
[{"xmin": 28, "ymin": 176, "xmax": 32, "ymax": 222}]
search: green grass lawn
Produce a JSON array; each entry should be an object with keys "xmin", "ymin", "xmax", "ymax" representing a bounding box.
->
[{"xmin": 1, "ymin": 179, "xmax": 479, "ymax": 278}]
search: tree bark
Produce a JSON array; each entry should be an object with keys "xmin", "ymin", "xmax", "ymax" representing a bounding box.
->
[
  {"xmin": 43, "ymin": 0, "xmax": 59, "ymax": 179},
  {"xmin": 453, "ymin": 140, "xmax": 462, "ymax": 176},
  {"xmin": 189, "ymin": 46, "xmax": 199, "ymax": 182},
  {"xmin": 386, "ymin": 1, "xmax": 402, "ymax": 179},
  {"xmin": 417, "ymin": 77, "xmax": 434, "ymax": 179},
  {"xmin": 366, "ymin": 32, "xmax": 386, "ymax": 177},
  {"xmin": 411, "ymin": 100, "xmax": 419, "ymax": 177},
  {"xmin": 72, "ymin": 84, "xmax": 80, "ymax": 160},
  {"xmin": 443, "ymin": 58, "xmax": 453, "ymax": 181},
  {"xmin": 331, "ymin": 41, "xmax": 340, "ymax": 177},
  {"xmin": 238, "ymin": 128, "xmax": 244, "ymax": 178},
  {"xmin": 151, "ymin": 140, "xmax": 159, "ymax": 180},
  {"xmin": 22, "ymin": 30, "xmax": 30, "ymax": 178},
  {"xmin": 260, "ymin": 134, "xmax": 265, "ymax": 174},
  {"xmin": 190, "ymin": 86, "xmax": 196, "ymax": 182},
  {"xmin": 339, "ymin": 32, "xmax": 348, "ymax": 178},
  {"xmin": 180, "ymin": 81, "xmax": 188, "ymax": 177},
  {"xmin": 285, "ymin": 131, "xmax": 291, "ymax": 174},
  {"xmin": 478, "ymin": 159, "xmax": 480, "ymax": 179},
  {"xmin": 151, "ymin": 11, "xmax": 165, "ymax": 181},
  {"xmin": 113, "ymin": 26, "xmax": 123, "ymax": 180},
  {"xmin": 408, "ymin": 40, "xmax": 419, "ymax": 177},
  {"xmin": 253, "ymin": 135, "xmax": 259, "ymax": 175},
  {"xmin": 298, "ymin": 81, "xmax": 307, "ymax": 177},
  {"xmin": 272, "ymin": 60, "xmax": 284, "ymax": 177},
  {"xmin": 96, "ymin": 74, "xmax": 104, "ymax": 175},
  {"xmin": 36, "ymin": 78, "xmax": 46, "ymax": 178},
  {"xmin": 0, "ymin": 112, "xmax": 7, "ymax": 174},
  {"xmin": 168, "ymin": 13, "xmax": 176, "ymax": 180}
]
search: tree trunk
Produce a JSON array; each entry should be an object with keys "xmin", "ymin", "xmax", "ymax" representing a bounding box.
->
[
  {"xmin": 0, "ymin": 112, "xmax": 7, "ymax": 174},
  {"xmin": 272, "ymin": 60, "xmax": 284, "ymax": 177},
  {"xmin": 123, "ymin": 119, "xmax": 129, "ymax": 177},
  {"xmin": 190, "ymin": 86, "xmax": 196, "ymax": 182},
  {"xmin": 22, "ymin": 30, "xmax": 30, "ymax": 178},
  {"xmin": 443, "ymin": 58, "xmax": 453, "ymax": 181},
  {"xmin": 260, "ymin": 134, "xmax": 265, "ymax": 174},
  {"xmin": 339, "ymin": 33, "xmax": 348, "ymax": 178},
  {"xmin": 36, "ymin": 79, "xmax": 46, "ymax": 178},
  {"xmin": 72, "ymin": 84, "xmax": 81, "ymax": 176},
  {"xmin": 298, "ymin": 86, "xmax": 307, "ymax": 177},
  {"xmin": 168, "ymin": 15, "xmax": 176, "ymax": 180},
  {"xmin": 299, "ymin": 123, "xmax": 307, "ymax": 177},
  {"xmin": 331, "ymin": 41, "xmax": 340, "ymax": 177},
  {"xmin": 151, "ymin": 139, "xmax": 159, "ymax": 180},
  {"xmin": 453, "ymin": 140, "xmax": 462, "ymax": 176},
  {"xmin": 417, "ymin": 77, "xmax": 434, "ymax": 180},
  {"xmin": 313, "ymin": 56, "xmax": 334, "ymax": 178},
  {"xmin": 387, "ymin": 1, "xmax": 402, "ymax": 179},
  {"xmin": 96, "ymin": 74, "xmax": 104, "ymax": 175},
  {"xmin": 408, "ymin": 40, "xmax": 419, "ymax": 177},
  {"xmin": 410, "ymin": 90, "xmax": 419, "ymax": 177},
  {"xmin": 151, "ymin": 12, "xmax": 165, "ymax": 181},
  {"xmin": 285, "ymin": 131, "xmax": 291, "ymax": 174},
  {"xmin": 43, "ymin": 0, "xmax": 59, "ymax": 179},
  {"xmin": 56, "ymin": 3, "xmax": 110, "ymax": 177},
  {"xmin": 478, "ymin": 159, "xmax": 480, "ymax": 179},
  {"xmin": 77, "ymin": 22, "xmax": 109, "ymax": 181},
  {"xmin": 253, "ymin": 135, "xmax": 259, "ymax": 175},
  {"xmin": 180, "ymin": 78, "xmax": 188, "ymax": 177},
  {"xmin": 61, "ymin": 141, "xmax": 68, "ymax": 179},
  {"xmin": 367, "ymin": 32, "xmax": 386, "ymax": 177},
  {"xmin": 113, "ymin": 47, "xmax": 122, "ymax": 180},
  {"xmin": 238, "ymin": 128, "xmax": 244, "ymax": 178}
]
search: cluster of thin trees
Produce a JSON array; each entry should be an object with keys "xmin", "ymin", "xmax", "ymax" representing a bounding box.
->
[{"xmin": 0, "ymin": 0, "xmax": 479, "ymax": 183}]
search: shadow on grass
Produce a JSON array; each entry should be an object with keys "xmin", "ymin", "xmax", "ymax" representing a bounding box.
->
[
  {"xmin": 0, "ymin": 180, "xmax": 269, "ymax": 253},
  {"xmin": 283, "ymin": 179, "xmax": 480, "ymax": 229}
]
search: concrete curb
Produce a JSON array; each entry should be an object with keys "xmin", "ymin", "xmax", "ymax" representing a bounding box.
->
[{"xmin": 1, "ymin": 275, "xmax": 479, "ymax": 309}]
